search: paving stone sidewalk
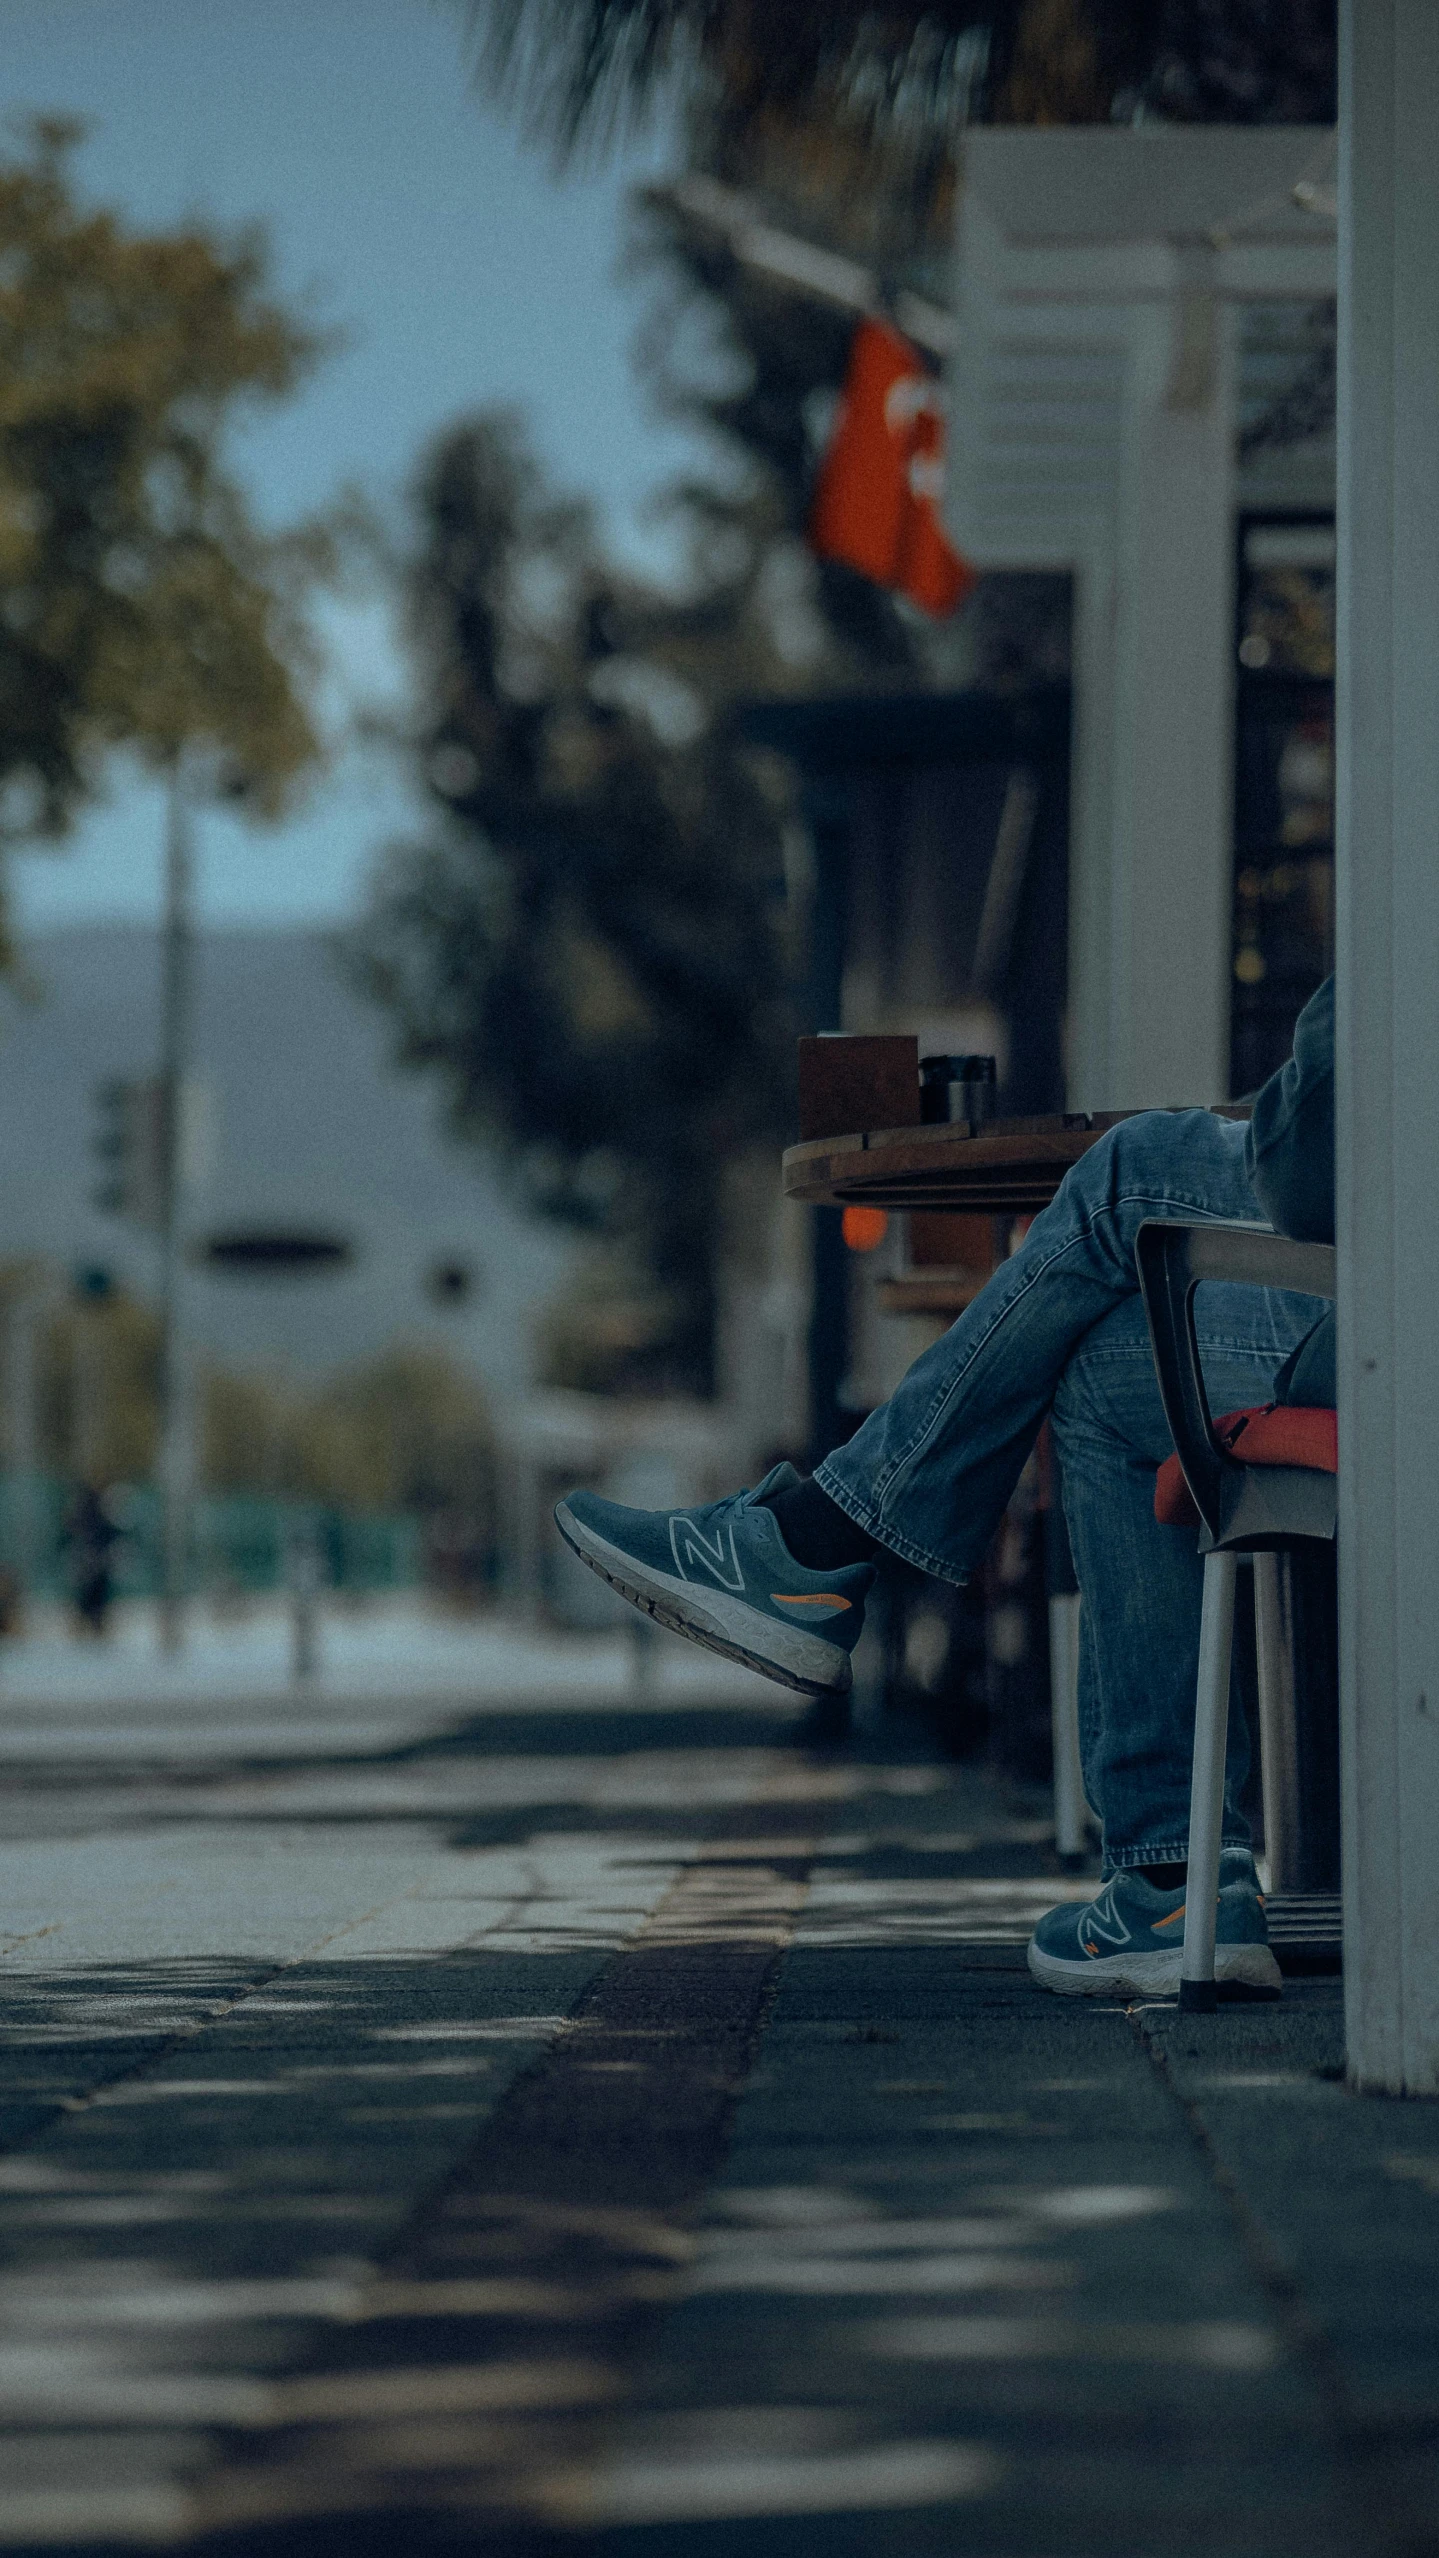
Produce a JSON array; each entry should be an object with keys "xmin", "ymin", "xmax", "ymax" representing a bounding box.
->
[{"xmin": 0, "ymin": 1614, "xmax": 1436, "ymax": 2556}]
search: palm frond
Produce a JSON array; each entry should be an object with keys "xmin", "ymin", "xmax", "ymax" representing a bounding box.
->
[
  {"xmin": 461, "ymin": 0, "xmax": 1024, "ymax": 154},
  {"xmin": 458, "ymin": 0, "xmax": 1336, "ymax": 153}
]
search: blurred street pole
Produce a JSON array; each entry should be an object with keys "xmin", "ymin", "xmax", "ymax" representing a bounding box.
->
[
  {"xmin": 286, "ymin": 1509, "xmax": 321, "ymax": 1685},
  {"xmin": 4, "ymin": 1282, "xmax": 45, "ymax": 1603},
  {"xmin": 157, "ymin": 763, "xmax": 195, "ymax": 1656}
]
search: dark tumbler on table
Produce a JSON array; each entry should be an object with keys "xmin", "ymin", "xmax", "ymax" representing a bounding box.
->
[{"xmin": 920, "ymin": 1053, "xmax": 998, "ymax": 1132}]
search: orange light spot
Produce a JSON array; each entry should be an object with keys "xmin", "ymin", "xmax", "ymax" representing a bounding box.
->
[{"xmin": 842, "ymin": 1206, "xmax": 889, "ymax": 1254}]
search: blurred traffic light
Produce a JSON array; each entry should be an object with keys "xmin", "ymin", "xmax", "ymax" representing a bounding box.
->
[{"xmin": 91, "ymin": 1077, "xmax": 165, "ymax": 1227}]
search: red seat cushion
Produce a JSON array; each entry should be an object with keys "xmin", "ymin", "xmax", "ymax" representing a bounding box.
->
[{"xmin": 1154, "ymin": 1405, "xmax": 1337, "ymax": 1529}]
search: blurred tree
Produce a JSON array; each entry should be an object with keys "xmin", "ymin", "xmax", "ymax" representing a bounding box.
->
[
  {"xmin": 202, "ymin": 1368, "xmax": 284, "ymax": 1497},
  {"xmin": 296, "ymin": 1347, "xmax": 495, "ymax": 1520},
  {"xmin": 34, "ymin": 1287, "xmax": 161, "ymax": 1485},
  {"xmin": 353, "ymin": 413, "xmax": 796, "ymax": 1395},
  {"xmin": 0, "ymin": 120, "xmax": 332, "ymax": 951},
  {"xmin": 464, "ymin": 0, "xmax": 1335, "ymax": 148},
  {"xmin": 0, "ymin": 1307, "xmax": 492, "ymax": 1525},
  {"xmin": 202, "ymin": 1346, "xmax": 496, "ymax": 1526}
]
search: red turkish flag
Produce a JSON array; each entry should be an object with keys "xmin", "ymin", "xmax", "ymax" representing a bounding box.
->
[{"xmin": 809, "ymin": 317, "xmax": 976, "ymax": 619}]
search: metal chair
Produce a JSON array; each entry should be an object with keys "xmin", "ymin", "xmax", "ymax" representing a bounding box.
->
[{"xmin": 1135, "ymin": 1219, "xmax": 1337, "ymax": 2012}]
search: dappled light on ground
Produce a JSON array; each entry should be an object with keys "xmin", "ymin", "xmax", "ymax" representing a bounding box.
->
[{"xmin": 0, "ymin": 1614, "xmax": 1410, "ymax": 2554}]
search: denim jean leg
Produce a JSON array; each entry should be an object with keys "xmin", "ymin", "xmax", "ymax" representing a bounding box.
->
[
  {"xmin": 817, "ymin": 1108, "xmax": 1267, "ymax": 1584},
  {"xmin": 1051, "ymin": 1290, "xmax": 1322, "ymax": 1869}
]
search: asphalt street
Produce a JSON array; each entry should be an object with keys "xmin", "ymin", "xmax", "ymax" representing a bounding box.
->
[{"xmin": 0, "ymin": 1601, "xmax": 1436, "ymax": 2556}]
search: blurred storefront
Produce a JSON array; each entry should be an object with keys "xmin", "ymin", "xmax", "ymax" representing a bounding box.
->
[
  {"xmin": 946, "ymin": 122, "xmax": 1337, "ymax": 1108},
  {"xmin": 739, "ymin": 685, "xmax": 1070, "ymax": 1457},
  {"xmin": 739, "ymin": 684, "xmax": 1071, "ymax": 1767}
]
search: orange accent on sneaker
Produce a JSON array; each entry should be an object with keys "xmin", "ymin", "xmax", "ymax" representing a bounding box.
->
[
  {"xmin": 1152, "ymin": 1904, "xmax": 1187, "ymax": 1929},
  {"xmin": 771, "ymin": 1593, "xmax": 852, "ymax": 1610}
]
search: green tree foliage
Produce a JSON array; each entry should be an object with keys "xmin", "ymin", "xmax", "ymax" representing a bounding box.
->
[
  {"xmin": 32, "ymin": 1286, "xmax": 160, "ymax": 1485},
  {"xmin": 0, "ymin": 120, "xmax": 330, "ymax": 918},
  {"xmin": 204, "ymin": 1348, "xmax": 495, "ymax": 1523},
  {"xmin": 0, "ymin": 1269, "xmax": 492, "ymax": 1528},
  {"xmin": 354, "ymin": 414, "xmax": 796, "ymax": 1395}
]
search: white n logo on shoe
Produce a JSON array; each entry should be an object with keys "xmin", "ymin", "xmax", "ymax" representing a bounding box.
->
[
  {"xmin": 670, "ymin": 1516, "xmax": 744, "ymax": 1591},
  {"xmin": 1081, "ymin": 1882, "xmax": 1132, "ymax": 1953}
]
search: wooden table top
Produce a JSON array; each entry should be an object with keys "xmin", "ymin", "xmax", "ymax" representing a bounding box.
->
[{"xmin": 782, "ymin": 1107, "xmax": 1251, "ymax": 1215}]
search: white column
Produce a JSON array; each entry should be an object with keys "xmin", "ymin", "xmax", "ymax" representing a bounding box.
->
[
  {"xmin": 1337, "ymin": 0, "xmax": 1439, "ymax": 2093},
  {"xmin": 1068, "ymin": 296, "xmax": 1235, "ymax": 1112}
]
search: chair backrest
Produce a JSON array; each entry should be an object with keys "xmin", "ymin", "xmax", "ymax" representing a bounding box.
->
[
  {"xmin": 1155, "ymin": 1404, "xmax": 1337, "ymax": 1529},
  {"xmin": 1136, "ymin": 1220, "xmax": 1335, "ymax": 1546}
]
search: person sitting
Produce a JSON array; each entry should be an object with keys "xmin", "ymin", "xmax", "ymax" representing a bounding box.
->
[{"xmin": 557, "ymin": 979, "xmax": 1335, "ymax": 1999}]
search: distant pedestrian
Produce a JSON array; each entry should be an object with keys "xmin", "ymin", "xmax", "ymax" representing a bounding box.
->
[{"xmin": 62, "ymin": 1484, "xmax": 122, "ymax": 1639}]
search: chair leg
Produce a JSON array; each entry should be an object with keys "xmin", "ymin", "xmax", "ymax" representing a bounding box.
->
[
  {"xmin": 1253, "ymin": 1551, "xmax": 1300, "ymax": 1893},
  {"xmin": 1048, "ymin": 1590, "xmax": 1088, "ymax": 1859},
  {"xmin": 1180, "ymin": 1550, "xmax": 1238, "ymax": 2013}
]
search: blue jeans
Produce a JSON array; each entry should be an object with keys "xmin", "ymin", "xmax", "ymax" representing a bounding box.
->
[{"xmin": 817, "ymin": 1111, "xmax": 1328, "ymax": 1867}]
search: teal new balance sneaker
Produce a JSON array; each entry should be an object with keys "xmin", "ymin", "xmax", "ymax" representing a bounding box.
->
[
  {"xmin": 554, "ymin": 1463, "xmax": 874, "ymax": 1696},
  {"xmin": 1027, "ymin": 1848, "xmax": 1281, "ymax": 1999}
]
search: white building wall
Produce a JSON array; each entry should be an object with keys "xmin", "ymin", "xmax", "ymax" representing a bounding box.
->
[
  {"xmin": 947, "ymin": 127, "xmax": 1335, "ymax": 1110},
  {"xmin": 1336, "ymin": 0, "xmax": 1439, "ymax": 2093}
]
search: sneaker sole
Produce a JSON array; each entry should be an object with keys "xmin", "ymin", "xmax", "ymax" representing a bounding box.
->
[
  {"xmin": 1026, "ymin": 1938, "xmax": 1282, "ymax": 1999},
  {"xmin": 553, "ymin": 1502, "xmax": 852, "ymax": 1699}
]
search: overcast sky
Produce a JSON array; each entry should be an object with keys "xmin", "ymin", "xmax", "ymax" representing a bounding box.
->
[{"xmin": 1, "ymin": 0, "xmax": 694, "ymax": 936}]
